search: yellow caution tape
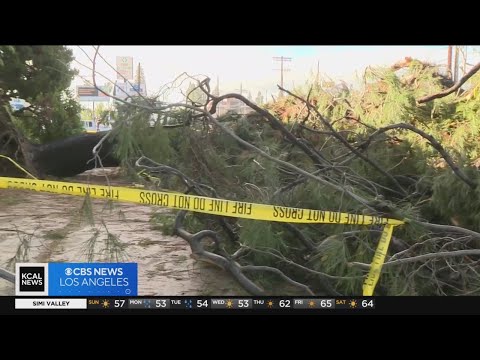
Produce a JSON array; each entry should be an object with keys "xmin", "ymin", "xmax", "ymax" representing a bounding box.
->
[
  {"xmin": 0, "ymin": 176, "xmax": 404, "ymax": 226},
  {"xmin": 0, "ymin": 175, "xmax": 404, "ymax": 294},
  {"xmin": 362, "ymin": 223, "xmax": 395, "ymax": 296}
]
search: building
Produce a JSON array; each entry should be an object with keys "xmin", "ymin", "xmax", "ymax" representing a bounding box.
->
[
  {"xmin": 76, "ymin": 85, "xmax": 114, "ymax": 133},
  {"xmin": 74, "ymin": 59, "xmax": 148, "ymax": 133},
  {"xmin": 113, "ymin": 63, "xmax": 147, "ymax": 100}
]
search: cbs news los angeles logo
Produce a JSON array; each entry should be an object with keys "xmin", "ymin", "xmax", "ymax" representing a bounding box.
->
[
  {"xmin": 15, "ymin": 262, "xmax": 137, "ymax": 296},
  {"xmin": 15, "ymin": 263, "xmax": 49, "ymax": 296}
]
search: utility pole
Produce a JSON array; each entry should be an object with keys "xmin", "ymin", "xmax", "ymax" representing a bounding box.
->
[
  {"xmin": 454, "ymin": 46, "xmax": 459, "ymax": 82},
  {"xmin": 273, "ymin": 56, "xmax": 292, "ymax": 88},
  {"xmin": 447, "ymin": 46, "xmax": 452, "ymax": 79}
]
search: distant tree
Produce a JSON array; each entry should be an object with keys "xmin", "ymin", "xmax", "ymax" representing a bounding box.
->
[
  {"xmin": 80, "ymin": 103, "xmax": 109, "ymax": 121},
  {"xmin": 0, "ymin": 45, "xmax": 82, "ymax": 143},
  {"xmin": 81, "ymin": 108, "xmax": 93, "ymax": 121}
]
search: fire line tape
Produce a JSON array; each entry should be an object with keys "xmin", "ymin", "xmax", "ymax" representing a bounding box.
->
[
  {"xmin": 0, "ymin": 175, "xmax": 405, "ymax": 295},
  {"xmin": 362, "ymin": 224, "xmax": 395, "ymax": 296}
]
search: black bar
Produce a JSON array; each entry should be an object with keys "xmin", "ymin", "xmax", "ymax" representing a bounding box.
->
[{"xmin": 2, "ymin": 296, "xmax": 480, "ymax": 315}]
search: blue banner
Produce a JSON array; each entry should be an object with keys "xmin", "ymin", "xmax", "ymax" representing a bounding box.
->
[{"xmin": 48, "ymin": 263, "xmax": 137, "ymax": 296}]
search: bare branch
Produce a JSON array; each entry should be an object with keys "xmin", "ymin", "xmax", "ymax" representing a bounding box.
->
[
  {"xmin": 359, "ymin": 123, "xmax": 476, "ymax": 189},
  {"xmin": 281, "ymin": 223, "xmax": 316, "ymax": 250},
  {"xmin": 279, "ymin": 86, "xmax": 408, "ymax": 196},
  {"xmin": 351, "ymin": 249, "xmax": 480, "ymax": 269},
  {"xmin": 208, "ymin": 92, "xmax": 328, "ymax": 166},
  {"xmin": 411, "ymin": 220, "xmax": 480, "ymax": 240},
  {"xmin": 417, "ymin": 62, "xmax": 480, "ymax": 104},
  {"xmin": 241, "ymin": 265, "xmax": 315, "ymax": 295}
]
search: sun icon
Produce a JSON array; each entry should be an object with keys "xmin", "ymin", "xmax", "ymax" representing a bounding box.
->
[
  {"xmin": 349, "ymin": 300, "xmax": 357, "ymax": 308},
  {"xmin": 226, "ymin": 299, "xmax": 234, "ymax": 309},
  {"xmin": 308, "ymin": 300, "xmax": 316, "ymax": 308},
  {"xmin": 267, "ymin": 300, "xmax": 274, "ymax": 308},
  {"xmin": 102, "ymin": 299, "xmax": 110, "ymax": 309}
]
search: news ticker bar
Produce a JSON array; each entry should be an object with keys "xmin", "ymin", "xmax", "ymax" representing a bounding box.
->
[{"xmin": 15, "ymin": 298, "xmax": 375, "ymax": 310}]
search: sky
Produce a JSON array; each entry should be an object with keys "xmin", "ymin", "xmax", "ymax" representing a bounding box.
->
[{"xmin": 70, "ymin": 46, "xmax": 473, "ymax": 101}]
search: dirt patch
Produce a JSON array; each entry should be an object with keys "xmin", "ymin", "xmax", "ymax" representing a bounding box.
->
[{"xmin": 0, "ymin": 173, "xmax": 247, "ymax": 296}]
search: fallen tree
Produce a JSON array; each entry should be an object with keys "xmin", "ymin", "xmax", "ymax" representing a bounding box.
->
[
  {"xmin": 0, "ymin": 105, "xmax": 118, "ymax": 178},
  {"xmin": 3, "ymin": 53, "xmax": 480, "ymax": 296}
]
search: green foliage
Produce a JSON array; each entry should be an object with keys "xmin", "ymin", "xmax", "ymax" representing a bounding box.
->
[
  {"xmin": 0, "ymin": 46, "xmax": 82, "ymax": 143},
  {"xmin": 307, "ymin": 234, "xmax": 367, "ymax": 294},
  {"xmin": 12, "ymin": 90, "xmax": 82, "ymax": 143},
  {"xmin": 106, "ymin": 59, "xmax": 480, "ymax": 296},
  {"xmin": 113, "ymin": 100, "xmax": 174, "ymax": 172},
  {"xmin": 430, "ymin": 169, "xmax": 480, "ymax": 231},
  {"xmin": 239, "ymin": 220, "xmax": 287, "ymax": 264},
  {"xmin": 80, "ymin": 102, "xmax": 110, "ymax": 122}
]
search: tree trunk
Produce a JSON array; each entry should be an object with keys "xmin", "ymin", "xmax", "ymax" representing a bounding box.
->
[
  {"xmin": 1, "ymin": 104, "xmax": 118, "ymax": 178},
  {"xmin": 30, "ymin": 132, "xmax": 119, "ymax": 178}
]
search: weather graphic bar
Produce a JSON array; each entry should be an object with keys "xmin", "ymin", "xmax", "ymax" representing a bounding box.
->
[{"xmin": 13, "ymin": 297, "xmax": 375, "ymax": 311}]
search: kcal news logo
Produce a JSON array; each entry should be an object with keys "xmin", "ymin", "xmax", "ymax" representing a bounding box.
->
[
  {"xmin": 15, "ymin": 263, "xmax": 49, "ymax": 296},
  {"xmin": 15, "ymin": 263, "xmax": 138, "ymax": 296}
]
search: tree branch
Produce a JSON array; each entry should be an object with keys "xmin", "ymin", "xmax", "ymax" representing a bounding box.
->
[
  {"xmin": 351, "ymin": 249, "xmax": 480, "ymax": 269},
  {"xmin": 241, "ymin": 265, "xmax": 315, "ymax": 295},
  {"xmin": 281, "ymin": 223, "xmax": 316, "ymax": 251},
  {"xmin": 360, "ymin": 123, "xmax": 476, "ymax": 189},
  {"xmin": 411, "ymin": 220, "xmax": 480, "ymax": 240},
  {"xmin": 417, "ymin": 62, "xmax": 480, "ymax": 104},
  {"xmin": 174, "ymin": 210, "xmax": 314, "ymax": 295},
  {"xmin": 136, "ymin": 156, "xmax": 239, "ymax": 242},
  {"xmin": 208, "ymin": 92, "xmax": 328, "ymax": 166},
  {"xmin": 0, "ymin": 267, "xmax": 15, "ymax": 283},
  {"xmin": 279, "ymin": 86, "xmax": 408, "ymax": 196}
]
